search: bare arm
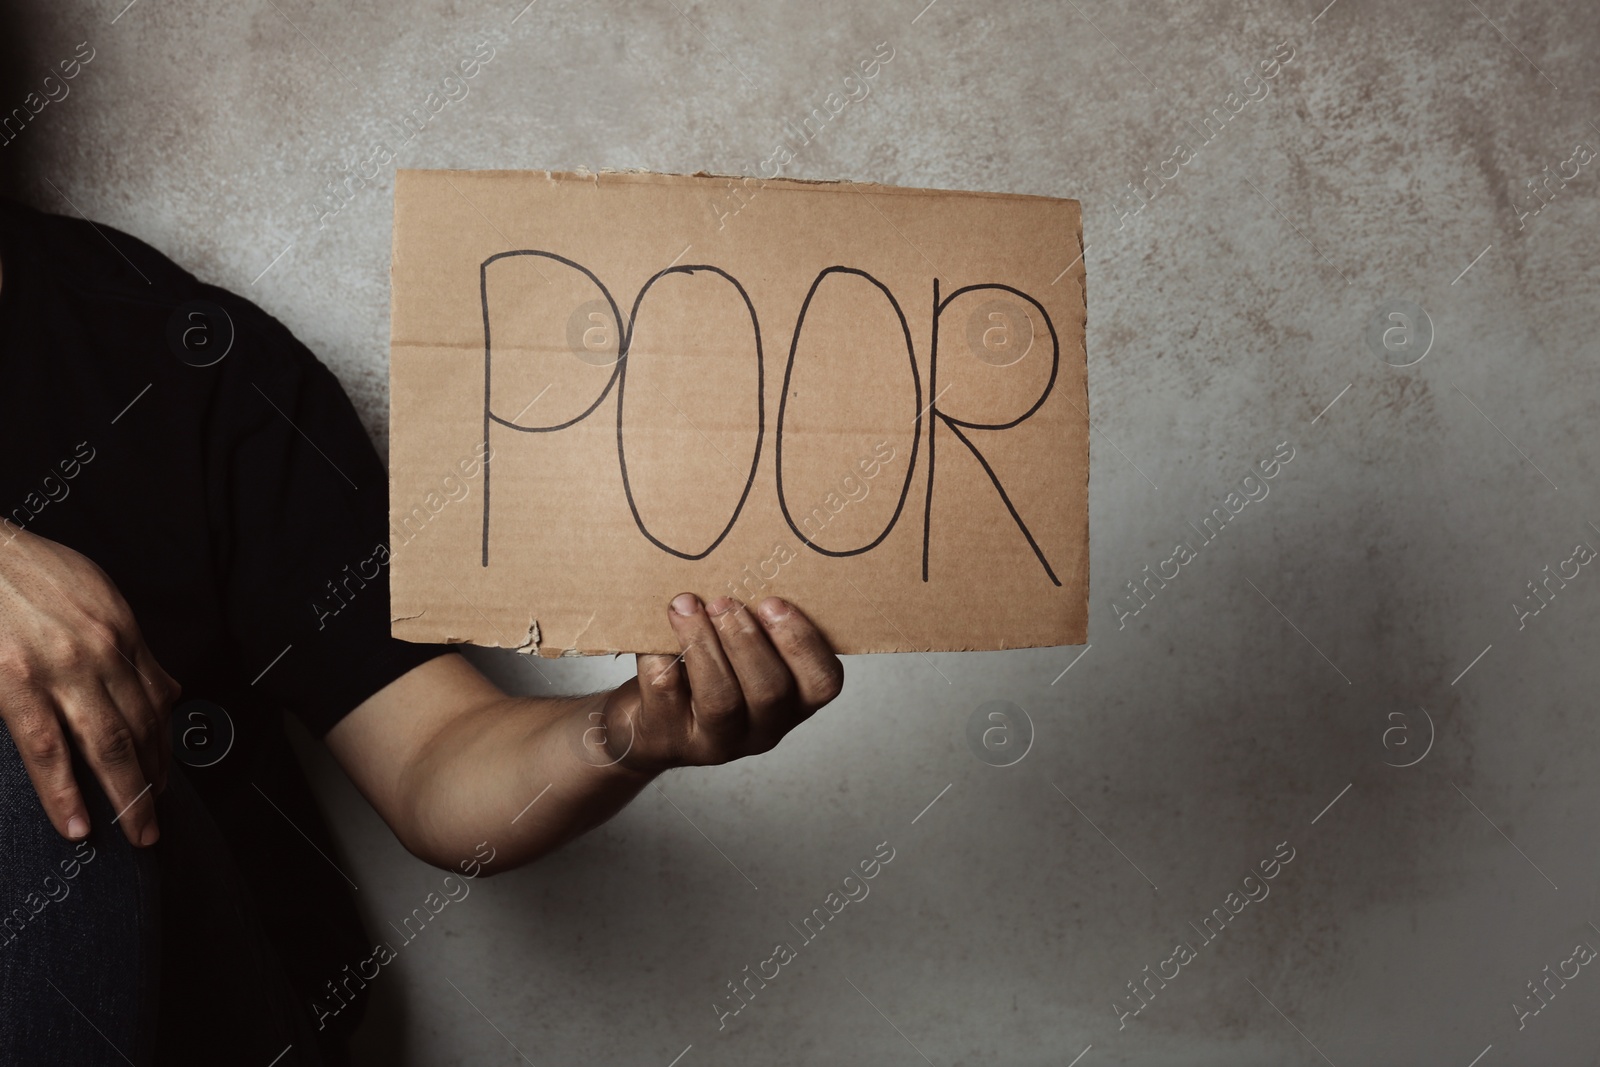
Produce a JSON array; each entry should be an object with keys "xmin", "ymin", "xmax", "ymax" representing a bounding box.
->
[{"xmin": 325, "ymin": 593, "xmax": 843, "ymax": 872}]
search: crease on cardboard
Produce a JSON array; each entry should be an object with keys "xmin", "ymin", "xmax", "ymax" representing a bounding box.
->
[
  {"xmin": 565, "ymin": 611, "xmax": 599, "ymax": 655},
  {"xmin": 391, "ymin": 338, "xmax": 495, "ymax": 351}
]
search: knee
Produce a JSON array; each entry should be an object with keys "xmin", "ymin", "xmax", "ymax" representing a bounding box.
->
[{"xmin": 0, "ymin": 723, "xmax": 157, "ymax": 944}]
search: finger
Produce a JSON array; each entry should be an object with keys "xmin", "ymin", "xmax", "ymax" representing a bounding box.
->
[
  {"xmin": 103, "ymin": 672, "xmax": 165, "ymax": 796},
  {"xmin": 704, "ymin": 597, "xmax": 795, "ymax": 741},
  {"xmin": 131, "ymin": 638, "xmax": 180, "ymax": 793},
  {"xmin": 665, "ymin": 593, "xmax": 746, "ymax": 745},
  {"xmin": 753, "ymin": 597, "xmax": 844, "ymax": 714},
  {"xmin": 1, "ymin": 691, "xmax": 92, "ymax": 841},
  {"xmin": 58, "ymin": 689, "xmax": 158, "ymax": 847},
  {"xmin": 633, "ymin": 652, "xmax": 692, "ymax": 748}
]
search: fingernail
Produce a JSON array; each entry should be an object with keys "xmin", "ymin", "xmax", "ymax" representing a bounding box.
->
[
  {"xmin": 758, "ymin": 597, "xmax": 791, "ymax": 622},
  {"xmin": 671, "ymin": 593, "xmax": 701, "ymax": 616},
  {"xmin": 140, "ymin": 824, "xmax": 159, "ymax": 848},
  {"xmin": 707, "ymin": 596, "xmax": 738, "ymax": 618},
  {"xmin": 67, "ymin": 816, "xmax": 88, "ymax": 839}
]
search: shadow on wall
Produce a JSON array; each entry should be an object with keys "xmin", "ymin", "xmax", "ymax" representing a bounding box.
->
[
  {"xmin": 0, "ymin": 6, "xmax": 118, "ymax": 210},
  {"xmin": 0, "ymin": 4, "xmax": 83, "ymax": 208},
  {"xmin": 0, "ymin": 3, "xmax": 33, "ymax": 201}
]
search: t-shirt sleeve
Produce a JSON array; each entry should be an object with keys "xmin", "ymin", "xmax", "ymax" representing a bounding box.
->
[{"xmin": 203, "ymin": 291, "xmax": 454, "ymax": 736}]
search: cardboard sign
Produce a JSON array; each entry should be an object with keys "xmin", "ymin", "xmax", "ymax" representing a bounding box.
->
[{"xmin": 388, "ymin": 169, "xmax": 1087, "ymax": 656}]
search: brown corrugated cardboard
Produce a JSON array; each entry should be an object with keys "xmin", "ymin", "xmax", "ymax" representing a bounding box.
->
[{"xmin": 389, "ymin": 168, "xmax": 1087, "ymax": 656}]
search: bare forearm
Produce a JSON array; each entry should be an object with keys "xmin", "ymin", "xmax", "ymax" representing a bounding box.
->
[
  {"xmin": 334, "ymin": 595, "xmax": 842, "ymax": 875},
  {"xmin": 395, "ymin": 691, "xmax": 655, "ymax": 872}
]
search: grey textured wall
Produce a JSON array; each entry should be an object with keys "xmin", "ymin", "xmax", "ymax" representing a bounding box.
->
[{"xmin": 6, "ymin": 1, "xmax": 1600, "ymax": 1064}]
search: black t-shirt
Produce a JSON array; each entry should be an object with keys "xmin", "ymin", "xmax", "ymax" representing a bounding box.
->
[{"xmin": 0, "ymin": 200, "xmax": 450, "ymax": 1056}]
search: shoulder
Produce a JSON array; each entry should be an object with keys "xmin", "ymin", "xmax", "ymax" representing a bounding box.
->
[{"xmin": 3, "ymin": 197, "xmax": 196, "ymax": 300}]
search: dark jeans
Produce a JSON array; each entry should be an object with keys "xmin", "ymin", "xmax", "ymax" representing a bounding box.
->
[
  {"xmin": 0, "ymin": 727, "xmax": 333, "ymax": 1066},
  {"xmin": 0, "ymin": 726, "xmax": 159, "ymax": 1064}
]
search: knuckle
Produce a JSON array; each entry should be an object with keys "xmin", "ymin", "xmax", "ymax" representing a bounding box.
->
[
  {"xmin": 0, "ymin": 652, "xmax": 40, "ymax": 688},
  {"xmin": 42, "ymin": 633, "xmax": 78, "ymax": 667},
  {"xmin": 698, "ymin": 702, "xmax": 738, "ymax": 726},
  {"xmin": 49, "ymin": 785, "xmax": 80, "ymax": 814},
  {"xmin": 696, "ymin": 686, "xmax": 745, "ymax": 723},
  {"xmin": 92, "ymin": 724, "xmax": 139, "ymax": 769},
  {"xmin": 645, "ymin": 662, "xmax": 681, "ymax": 695},
  {"xmin": 688, "ymin": 630, "xmax": 725, "ymax": 661},
  {"xmin": 85, "ymin": 618, "xmax": 123, "ymax": 655},
  {"xmin": 749, "ymin": 669, "xmax": 794, "ymax": 710},
  {"xmin": 714, "ymin": 604, "xmax": 757, "ymax": 636},
  {"xmin": 48, "ymin": 634, "xmax": 100, "ymax": 675},
  {"xmin": 128, "ymin": 715, "xmax": 157, "ymax": 750},
  {"xmin": 19, "ymin": 724, "xmax": 68, "ymax": 767},
  {"xmin": 811, "ymin": 660, "xmax": 845, "ymax": 704},
  {"xmin": 149, "ymin": 683, "xmax": 178, "ymax": 717}
]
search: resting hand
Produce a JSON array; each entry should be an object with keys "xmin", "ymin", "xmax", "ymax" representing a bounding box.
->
[{"xmin": 0, "ymin": 524, "xmax": 180, "ymax": 845}]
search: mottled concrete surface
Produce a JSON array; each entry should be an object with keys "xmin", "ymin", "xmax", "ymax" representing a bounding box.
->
[{"xmin": 5, "ymin": 0, "xmax": 1600, "ymax": 1063}]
